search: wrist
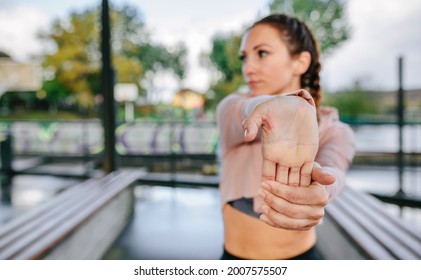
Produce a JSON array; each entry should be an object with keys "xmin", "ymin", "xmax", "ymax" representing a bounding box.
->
[
  {"xmin": 281, "ymin": 89, "xmax": 316, "ymax": 108},
  {"xmin": 242, "ymin": 95, "xmax": 274, "ymax": 117}
]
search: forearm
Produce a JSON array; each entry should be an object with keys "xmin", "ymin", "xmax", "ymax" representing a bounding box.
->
[{"xmin": 315, "ymin": 123, "xmax": 356, "ymax": 201}]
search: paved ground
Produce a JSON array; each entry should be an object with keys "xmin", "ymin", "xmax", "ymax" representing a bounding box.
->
[
  {"xmin": 0, "ymin": 174, "xmax": 81, "ymax": 225},
  {"xmin": 103, "ymin": 185, "xmax": 224, "ymax": 260}
]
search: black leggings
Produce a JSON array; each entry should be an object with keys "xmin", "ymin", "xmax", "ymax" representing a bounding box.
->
[{"xmin": 220, "ymin": 245, "xmax": 323, "ymax": 260}]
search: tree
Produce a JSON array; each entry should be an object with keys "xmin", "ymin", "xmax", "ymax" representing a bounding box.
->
[
  {"xmin": 323, "ymin": 89, "xmax": 380, "ymax": 119},
  {"xmin": 203, "ymin": 0, "xmax": 350, "ymax": 110},
  {"xmin": 41, "ymin": 8, "xmax": 102, "ymax": 109},
  {"xmin": 41, "ymin": 3, "xmax": 187, "ymax": 112},
  {"xmin": 200, "ymin": 32, "xmax": 244, "ymax": 110},
  {"xmin": 269, "ymin": 0, "xmax": 349, "ymax": 54}
]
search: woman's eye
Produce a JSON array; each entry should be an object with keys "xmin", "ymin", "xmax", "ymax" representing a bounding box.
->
[
  {"xmin": 258, "ymin": 50, "xmax": 268, "ymax": 58},
  {"xmin": 239, "ymin": 54, "xmax": 246, "ymax": 62}
]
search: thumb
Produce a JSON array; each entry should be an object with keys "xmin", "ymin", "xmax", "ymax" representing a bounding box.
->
[
  {"xmin": 242, "ymin": 112, "xmax": 262, "ymax": 142},
  {"xmin": 312, "ymin": 163, "xmax": 336, "ymax": 185}
]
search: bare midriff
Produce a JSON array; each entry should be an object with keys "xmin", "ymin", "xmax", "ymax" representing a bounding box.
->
[{"xmin": 223, "ymin": 204, "xmax": 316, "ymax": 259}]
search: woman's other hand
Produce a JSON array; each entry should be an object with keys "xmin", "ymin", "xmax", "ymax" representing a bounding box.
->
[{"xmin": 258, "ymin": 163, "xmax": 336, "ymax": 230}]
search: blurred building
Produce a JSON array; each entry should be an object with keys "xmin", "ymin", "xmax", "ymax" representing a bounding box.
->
[
  {"xmin": 0, "ymin": 53, "xmax": 42, "ymax": 114},
  {"xmin": 171, "ymin": 88, "xmax": 205, "ymax": 119},
  {"xmin": 0, "ymin": 54, "xmax": 41, "ymax": 95},
  {"xmin": 172, "ymin": 88, "xmax": 205, "ymax": 110}
]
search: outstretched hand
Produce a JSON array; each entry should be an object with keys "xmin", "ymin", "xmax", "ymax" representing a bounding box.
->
[
  {"xmin": 240, "ymin": 89, "xmax": 336, "ymax": 230},
  {"xmin": 242, "ymin": 90, "xmax": 319, "ymax": 186}
]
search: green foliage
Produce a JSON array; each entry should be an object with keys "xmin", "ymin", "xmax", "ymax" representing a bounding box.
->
[
  {"xmin": 201, "ymin": 32, "xmax": 245, "ymax": 110},
  {"xmin": 41, "ymin": 79, "xmax": 70, "ymax": 106},
  {"xmin": 205, "ymin": 34, "xmax": 243, "ymax": 82},
  {"xmin": 40, "ymin": 3, "xmax": 187, "ymax": 111},
  {"xmin": 269, "ymin": 0, "xmax": 350, "ymax": 54},
  {"xmin": 137, "ymin": 42, "xmax": 187, "ymax": 80},
  {"xmin": 323, "ymin": 89, "xmax": 380, "ymax": 119}
]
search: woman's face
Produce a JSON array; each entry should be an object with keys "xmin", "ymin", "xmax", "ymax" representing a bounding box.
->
[{"xmin": 240, "ymin": 24, "xmax": 302, "ymax": 96}]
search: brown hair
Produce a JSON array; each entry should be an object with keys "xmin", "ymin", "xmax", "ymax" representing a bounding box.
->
[{"xmin": 251, "ymin": 13, "xmax": 322, "ymax": 108}]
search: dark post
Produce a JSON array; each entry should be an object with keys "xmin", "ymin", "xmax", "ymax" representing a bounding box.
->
[
  {"xmin": 101, "ymin": 0, "xmax": 117, "ymax": 173},
  {"xmin": 170, "ymin": 122, "xmax": 176, "ymax": 186},
  {"xmin": 0, "ymin": 134, "xmax": 13, "ymax": 180},
  {"xmin": 0, "ymin": 132, "xmax": 13, "ymax": 203},
  {"xmin": 397, "ymin": 56, "xmax": 404, "ymax": 194}
]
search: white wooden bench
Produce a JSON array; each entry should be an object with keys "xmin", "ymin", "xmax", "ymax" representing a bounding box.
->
[
  {"xmin": 0, "ymin": 170, "xmax": 142, "ymax": 259},
  {"xmin": 317, "ymin": 187, "xmax": 421, "ymax": 259}
]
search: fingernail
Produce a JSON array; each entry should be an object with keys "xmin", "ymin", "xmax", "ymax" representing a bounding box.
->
[{"xmin": 244, "ymin": 128, "xmax": 248, "ymax": 139}]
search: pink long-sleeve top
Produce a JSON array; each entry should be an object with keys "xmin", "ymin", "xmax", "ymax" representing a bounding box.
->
[{"xmin": 216, "ymin": 92, "xmax": 356, "ymax": 213}]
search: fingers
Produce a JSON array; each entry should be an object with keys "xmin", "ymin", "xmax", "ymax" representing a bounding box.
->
[
  {"xmin": 312, "ymin": 163, "xmax": 336, "ymax": 185},
  {"xmin": 289, "ymin": 89, "xmax": 316, "ymax": 108},
  {"xmin": 261, "ymin": 180, "xmax": 329, "ymax": 208},
  {"xmin": 275, "ymin": 164, "xmax": 289, "ymax": 185},
  {"xmin": 299, "ymin": 161, "xmax": 313, "ymax": 187},
  {"xmin": 260, "ymin": 189, "xmax": 324, "ymax": 220},
  {"xmin": 288, "ymin": 167, "xmax": 301, "ymax": 186},
  {"xmin": 274, "ymin": 162, "xmax": 313, "ymax": 186},
  {"xmin": 259, "ymin": 213, "xmax": 277, "ymax": 227},
  {"xmin": 259, "ymin": 181, "xmax": 326, "ymax": 230},
  {"xmin": 242, "ymin": 113, "xmax": 262, "ymax": 143},
  {"xmin": 262, "ymin": 159, "xmax": 276, "ymax": 181},
  {"xmin": 259, "ymin": 205, "xmax": 321, "ymax": 231}
]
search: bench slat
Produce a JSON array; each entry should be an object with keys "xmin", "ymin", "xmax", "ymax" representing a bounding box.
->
[
  {"xmin": 324, "ymin": 187, "xmax": 421, "ymax": 259},
  {"xmin": 342, "ymin": 189, "xmax": 421, "ymax": 259},
  {"xmin": 338, "ymin": 191, "xmax": 418, "ymax": 259},
  {"xmin": 0, "ymin": 174, "xmax": 125, "ymax": 254},
  {"xmin": 326, "ymin": 195, "xmax": 395, "ymax": 259},
  {"xmin": 0, "ymin": 177, "xmax": 100, "ymax": 238},
  {"xmin": 0, "ymin": 170, "xmax": 141, "ymax": 260},
  {"xmin": 13, "ymin": 171, "xmax": 140, "ymax": 260},
  {"xmin": 345, "ymin": 188, "xmax": 421, "ymax": 244}
]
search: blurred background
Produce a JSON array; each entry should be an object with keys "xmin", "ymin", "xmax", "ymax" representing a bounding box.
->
[{"xmin": 0, "ymin": 0, "xmax": 420, "ymax": 259}]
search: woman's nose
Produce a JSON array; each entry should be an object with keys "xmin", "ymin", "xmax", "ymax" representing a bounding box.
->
[{"xmin": 243, "ymin": 58, "xmax": 256, "ymax": 76}]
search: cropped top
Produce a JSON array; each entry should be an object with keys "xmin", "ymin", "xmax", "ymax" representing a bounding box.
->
[{"xmin": 216, "ymin": 92, "xmax": 356, "ymax": 216}]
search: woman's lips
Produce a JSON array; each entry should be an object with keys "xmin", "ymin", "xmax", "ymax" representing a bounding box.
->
[{"xmin": 248, "ymin": 80, "xmax": 261, "ymax": 87}]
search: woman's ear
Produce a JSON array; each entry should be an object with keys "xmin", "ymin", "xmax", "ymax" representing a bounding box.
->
[{"xmin": 293, "ymin": 51, "xmax": 311, "ymax": 75}]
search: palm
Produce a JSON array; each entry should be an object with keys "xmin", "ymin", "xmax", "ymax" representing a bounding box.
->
[{"xmin": 247, "ymin": 95, "xmax": 319, "ymax": 185}]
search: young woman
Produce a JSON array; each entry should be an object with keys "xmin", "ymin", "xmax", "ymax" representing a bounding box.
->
[{"xmin": 216, "ymin": 13, "xmax": 355, "ymax": 260}]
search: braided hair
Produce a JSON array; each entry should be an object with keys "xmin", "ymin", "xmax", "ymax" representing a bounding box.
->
[{"xmin": 251, "ymin": 14, "xmax": 322, "ymax": 108}]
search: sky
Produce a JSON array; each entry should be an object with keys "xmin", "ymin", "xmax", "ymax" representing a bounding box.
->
[{"xmin": 0, "ymin": 0, "xmax": 420, "ymax": 102}]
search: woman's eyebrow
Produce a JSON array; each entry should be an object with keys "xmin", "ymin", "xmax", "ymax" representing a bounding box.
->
[
  {"xmin": 253, "ymin": 43, "xmax": 272, "ymax": 50},
  {"xmin": 240, "ymin": 43, "xmax": 272, "ymax": 55}
]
